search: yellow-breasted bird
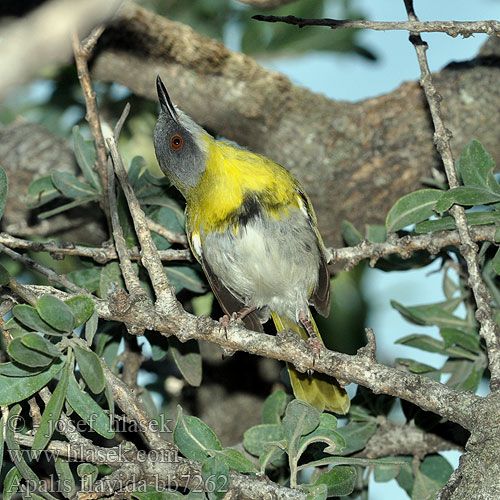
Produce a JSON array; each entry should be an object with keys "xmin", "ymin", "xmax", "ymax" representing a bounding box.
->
[{"xmin": 153, "ymin": 76, "xmax": 349, "ymax": 414}]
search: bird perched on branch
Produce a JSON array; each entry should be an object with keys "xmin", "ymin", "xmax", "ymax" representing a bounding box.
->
[{"xmin": 153, "ymin": 76, "xmax": 349, "ymax": 414}]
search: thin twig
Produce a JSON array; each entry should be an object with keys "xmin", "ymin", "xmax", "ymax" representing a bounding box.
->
[
  {"xmin": 0, "ymin": 233, "xmax": 190, "ymax": 263},
  {"xmin": 253, "ymin": 14, "xmax": 500, "ymax": 38},
  {"xmin": 106, "ymin": 134, "xmax": 179, "ymax": 314},
  {"xmin": 403, "ymin": 0, "xmax": 500, "ymax": 391},
  {"xmin": 146, "ymin": 218, "xmax": 188, "ymax": 246},
  {"xmin": 0, "ymin": 242, "xmax": 88, "ymax": 294},
  {"xmin": 331, "ymin": 225, "xmax": 500, "ymax": 269},
  {"xmin": 72, "ymin": 29, "xmax": 109, "ymax": 218},
  {"xmin": 108, "ymin": 104, "xmax": 148, "ymax": 299}
]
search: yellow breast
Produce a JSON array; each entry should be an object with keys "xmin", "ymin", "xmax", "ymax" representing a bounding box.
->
[{"xmin": 186, "ymin": 137, "xmax": 299, "ymax": 235}]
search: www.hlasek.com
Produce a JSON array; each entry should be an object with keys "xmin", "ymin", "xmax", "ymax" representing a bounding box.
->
[
  {"xmin": 8, "ymin": 447, "xmax": 179, "ymax": 464},
  {"xmin": 12, "ymin": 473, "xmax": 229, "ymax": 497}
]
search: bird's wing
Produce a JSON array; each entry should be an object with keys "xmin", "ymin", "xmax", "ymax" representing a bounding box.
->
[
  {"xmin": 295, "ymin": 189, "xmax": 331, "ymax": 318},
  {"xmin": 188, "ymin": 229, "xmax": 264, "ymax": 333}
]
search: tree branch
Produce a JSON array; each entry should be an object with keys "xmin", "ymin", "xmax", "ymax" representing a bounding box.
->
[
  {"xmin": 0, "ymin": 232, "xmax": 190, "ymax": 264},
  {"xmin": 403, "ymin": 0, "xmax": 500, "ymax": 391},
  {"xmin": 11, "ymin": 283, "xmax": 482, "ymax": 432},
  {"xmin": 107, "ymin": 135, "xmax": 179, "ymax": 314},
  {"xmin": 330, "ymin": 225, "xmax": 500, "ymax": 269},
  {"xmin": 252, "ymin": 15, "xmax": 500, "ymax": 37}
]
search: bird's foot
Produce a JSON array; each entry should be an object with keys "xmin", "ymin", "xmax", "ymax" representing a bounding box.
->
[
  {"xmin": 299, "ymin": 310, "xmax": 322, "ymax": 373},
  {"xmin": 219, "ymin": 305, "xmax": 257, "ymax": 337}
]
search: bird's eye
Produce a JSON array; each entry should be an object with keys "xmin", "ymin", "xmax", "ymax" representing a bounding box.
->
[{"xmin": 170, "ymin": 134, "xmax": 183, "ymax": 151}]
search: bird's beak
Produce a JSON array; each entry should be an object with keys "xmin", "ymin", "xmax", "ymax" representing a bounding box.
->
[{"xmin": 156, "ymin": 76, "xmax": 179, "ymax": 123}]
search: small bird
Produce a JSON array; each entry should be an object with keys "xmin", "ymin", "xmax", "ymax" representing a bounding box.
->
[{"xmin": 153, "ymin": 76, "xmax": 349, "ymax": 414}]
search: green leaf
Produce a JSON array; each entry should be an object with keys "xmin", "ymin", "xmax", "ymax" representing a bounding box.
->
[
  {"xmin": 67, "ymin": 268, "xmax": 101, "ymax": 293},
  {"xmin": 0, "ymin": 262, "xmax": 9, "ymax": 285},
  {"xmin": 55, "ymin": 458, "xmax": 77, "ymax": 499},
  {"xmin": 456, "ymin": 140, "xmax": 500, "ymax": 193},
  {"xmin": 211, "ymin": 448, "xmax": 255, "ymax": 473},
  {"xmin": 165, "ymin": 266, "xmax": 206, "ymax": 294},
  {"xmin": 335, "ymin": 422, "xmax": 377, "ymax": 455},
  {"xmin": 32, "ymin": 360, "xmax": 71, "ymax": 456},
  {"xmin": 342, "ymin": 220, "xmax": 363, "ymax": 246},
  {"xmin": 99, "ymin": 261, "xmax": 125, "ymax": 298},
  {"xmin": 440, "ymin": 328, "xmax": 480, "ymax": 353},
  {"xmin": 395, "ymin": 456, "xmax": 414, "ymax": 496},
  {"xmin": 366, "ymin": 224, "xmax": 387, "ymax": 243},
  {"xmin": 374, "ymin": 460, "xmax": 402, "ymax": 483},
  {"xmin": 415, "ymin": 210, "xmax": 500, "ymax": 233},
  {"xmin": 77, "ymin": 463, "xmax": 98, "ymax": 491},
  {"xmin": 85, "ymin": 310, "xmax": 99, "ymax": 345},
  {"xmin": 391, "ymin": 300, "xmax": 475, "ymax": 332},
  {"xmin": 396, "ymin": 334, "xmax": 476, "ymax": 360},
  {"xmin": 0, "ymin": 362, "xmax": 45, "ymax": 377},
  {"xmin": 243, "ymin": 423, "xmax": 285, "ymax": 457},
  {"xmin": 201, "ymin": 456, "xmax": 229, "ymax": 500},
  {"xmin": 26, "ymin": 176, "xmax": 59, "ymax": 208},
  {"xmin": 4, "ymin": 317, "xmax": 31, "ymax": 338},
  {"xmin": 412, "ymin": 454, "xmax": 453, "ymax": 500},
  {"xmin": 311, "ymin": 466, "xmax": 356, "ymax": 497},
  {"xmin": 262, "ymin": 389, "xmax": 288, "ymax": 424},
  {"xmin": 0, "ymin": 358, "xmax": 64, "ymax": 405},
  {"xmin": 51, "ymin": 170, "xmax": 99, "ymax": 199},
  {"xmin": 21, "ymin": 333, "xmax": 61, "ymax": 357},
  {"xmin": 13, "ymin": 304, "xmax": 64, "ymax": 336},
  {"xmin": 72, "ymin": 125, "xmax": 101, "ymax": 191},
  {"xmin": 37, "ymin": 295, "xmax": 76, "ymax": 332},
  {"xmin": 38, "ymin": 196, "xmax": 96, "ymax": 219},
  {"xmin": 8, "ymin": 337, "xmax": 55, "ymax": 367},
  {"xmin": 174, "ymin": 405, "xmax": 222, "ymax": 461},
  {"xmin": 282, "ymin": 399, "xmax": 320, "ymax": 459},
  {"xmin": 169, "ymin": 337, "xmax": 202, "ymax": 387},
  {"xmin": 66, "ymin": 372, "xmax": 114, "ymax": 438},
  {"xmin": 5, "ymin": 405, "xmax": 57, "ymax": 500},
  {"xmin": 65, "ymin": 295, "xmax": 94, "ymax": 327},
  {"xmin": 73, "ymin": 343, "xmax": 105, "ymax": 393},
  {"xmin": 298, "ymin": 413, "xmax": 345, "ymax": 457},
  {"xmin": 3, "ymin": 466, "xmax": 22, "ymax": 500},
  {"xmin": 492, "ymin": 247, "xmax": 500, "ymax": 276},
  {"xmin": 386, "ymin": 189, "xmax": 442, "ymax": 232},
  {"xmin": 435, "ymin": 186, "xmax": 500, "ymax": 212},
  {"xmin": 442, "ymin": 358, "xmax": 486, "ymax": 391},
  {"xmin": 395, "ymin": 358, "xmax": 440, "ymax": 380}
]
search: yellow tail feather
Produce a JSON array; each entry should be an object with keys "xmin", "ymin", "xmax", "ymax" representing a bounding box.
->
[{"xmin": 271, "ymin": 311, "xmax": 350, "ymax": 414}]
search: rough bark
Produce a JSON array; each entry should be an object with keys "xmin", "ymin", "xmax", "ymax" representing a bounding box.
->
[{"xmin": 90, "ymin": 4, "xmax": 500, "ymax": 249}]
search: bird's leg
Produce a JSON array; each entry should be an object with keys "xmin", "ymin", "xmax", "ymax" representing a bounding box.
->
[
  {"xmin": 219, "ymin": 305, "xmax": 257, "ymax": 332},
  {"xmin": 299, "ymin": 310, "xmax": 322, "ymax": 371}
]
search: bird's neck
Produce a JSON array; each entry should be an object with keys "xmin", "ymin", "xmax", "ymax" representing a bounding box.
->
[{"xmin": 186, "ymin": 138, "xmax": 297, "ymax": 235}]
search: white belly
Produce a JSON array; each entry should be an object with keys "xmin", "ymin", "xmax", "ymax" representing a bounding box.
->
[{"xmin": 202, "ymin": 209, "xmax": 320, "ymax": 320}]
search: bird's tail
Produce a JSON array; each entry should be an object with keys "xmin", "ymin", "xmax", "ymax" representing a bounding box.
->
[{"xmin": 271, "ymin": 311, "xmax": 350, "ymax": 414}]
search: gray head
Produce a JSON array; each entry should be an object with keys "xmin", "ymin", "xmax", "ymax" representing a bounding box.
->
[{"xmin": 153, "ymin": 76, "xmax": 208, "ymax": 196}]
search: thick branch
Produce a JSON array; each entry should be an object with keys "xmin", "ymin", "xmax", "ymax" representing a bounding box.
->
[
  {"xmin": 13, "ymin": 284, "xmax": 482, "ymax": 432},
  {"xmin": 253, "ymin": 15, "xmax": 500, "ymax": 37}
]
